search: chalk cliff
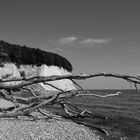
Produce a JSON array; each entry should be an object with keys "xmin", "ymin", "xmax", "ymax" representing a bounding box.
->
[
  {"xmin": 0, "ymin": 40, "xmax": 75, "ymax": 91},
  {"xmin": 0, "ymin": 63, "xmax": 75, "ymax": 91},
  {"xmin": 39, "ymin": 65, "xmax": 75, "ymax": 91},
  {"xmin": 0, "ymin": 63, "xmax": 21, "ymax": 86},
  {"xmin": 18, "ymin": 64, "xmax": 75, "ymax": 91}
]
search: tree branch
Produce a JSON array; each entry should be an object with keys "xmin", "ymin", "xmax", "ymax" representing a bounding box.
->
[{"xmin": 0, "ymin": 73, "xmax": 140, "ymax": 91}]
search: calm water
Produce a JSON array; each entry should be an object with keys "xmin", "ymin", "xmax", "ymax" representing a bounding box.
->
[
  {"xmin": 67, "ymin": 89, "xmax": 140, "ymax": 140},
  {"xmin": 44, "ymin": 89, "xmax": 140, "ymax": 140},
  {"xmin": 70, "ymin": 89, "xmax": 140, "ymax": 120},
  {"xmin": 20, "ymin": 89, "xmax": 140, "ymax": 139}
]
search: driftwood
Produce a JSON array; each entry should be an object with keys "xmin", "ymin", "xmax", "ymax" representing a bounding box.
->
[
  {"xmin": 0, "ymin": 73, "xmax": 140, "ymax": 90},
  {"xmin": 0, "ymin": 73, "xmax": 139, "ymax": 135}
]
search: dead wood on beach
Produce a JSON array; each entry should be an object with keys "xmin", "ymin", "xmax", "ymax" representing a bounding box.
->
[{"xmin": 0, "ymin": 73, "xmax": 140, "ymax": 135}]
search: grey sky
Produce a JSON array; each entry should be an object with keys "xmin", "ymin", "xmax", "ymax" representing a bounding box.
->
[{"xmin": 0, "ymin": 0, "xmax": 140, "ymax": 89}]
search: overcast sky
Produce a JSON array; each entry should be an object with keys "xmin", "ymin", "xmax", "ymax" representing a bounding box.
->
[{"xmin": 0, "ymin": 0, "xmax": 140, "ymax": 89}]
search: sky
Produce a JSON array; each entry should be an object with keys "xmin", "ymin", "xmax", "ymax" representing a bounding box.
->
[{"xmin": 0, "ymin": 0, "xmax": 140, "ymax": 89}]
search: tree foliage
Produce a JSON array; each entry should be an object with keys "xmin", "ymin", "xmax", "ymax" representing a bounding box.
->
[{"xmin": 0, "ymin": 40, "xmax": 72, "ymax": 72}]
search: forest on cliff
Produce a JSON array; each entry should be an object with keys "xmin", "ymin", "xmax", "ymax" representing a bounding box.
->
[{"xmin": 0, "ymin": 40, "xmax": 72, "ymax": 72}]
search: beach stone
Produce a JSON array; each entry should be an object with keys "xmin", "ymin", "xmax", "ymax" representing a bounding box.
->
[{"xmin": 0, "ymin": 117, "xmax": 100, "ymax": 140}]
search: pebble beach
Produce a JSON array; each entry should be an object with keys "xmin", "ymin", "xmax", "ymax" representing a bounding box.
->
[{"xmin": 0, "ymin": 116, "xmax": 100, "ymax": 140}]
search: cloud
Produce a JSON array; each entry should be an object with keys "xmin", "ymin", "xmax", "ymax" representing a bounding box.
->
[
  {"xmin": 56, "ymin": 36, "xmax": 112, "ymax": 47},
  {"xmin": 58, "ymin": 37, "xmax": 77, "ymax": 45},
  {"xmin": 79, "ymin": 38, "xmax": 112, "ymax": 45}
]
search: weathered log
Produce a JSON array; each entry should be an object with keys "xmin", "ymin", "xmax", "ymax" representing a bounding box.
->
[
  {"xmin": 0, "ymin": 73, "xmax": 139, "ymax": 136},
  {"xmin": 0, "ymin": 73, "xmax": 140, "ymax": 90}
]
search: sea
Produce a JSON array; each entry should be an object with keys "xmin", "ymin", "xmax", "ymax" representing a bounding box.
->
[
  {"xmin": 20, "ymin": 89, "xmax": 140, "ymax": 140},
  {"xmin": 67, "ymin": 89, "xmax": 140, "ymax": 140},
  {"xmin": 44, "ymin": 89, "xmax": 140, "ymax": 140}
]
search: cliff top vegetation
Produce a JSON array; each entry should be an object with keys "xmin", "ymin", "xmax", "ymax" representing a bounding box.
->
[{"xmin": 0, "ymin": 40, "xmax": 72, "ymax": 72}]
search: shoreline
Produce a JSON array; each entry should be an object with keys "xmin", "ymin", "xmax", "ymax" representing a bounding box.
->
[{"xmin": 0, "ymin": 114, "xmax": 100, "ymax": 140}]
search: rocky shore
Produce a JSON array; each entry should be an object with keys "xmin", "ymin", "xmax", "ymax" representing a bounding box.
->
[{"xmin": 0, "ymin": 114, "xmax": 100, "ymax": 140}]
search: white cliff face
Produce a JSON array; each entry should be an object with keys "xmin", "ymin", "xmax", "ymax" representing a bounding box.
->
[
  {"xmin": 19, "ymin": 64, "xmax": 76, "ymax": 91},
  {"xmin": 39, "ymin": 65, "xmax": 76, "ymax": 91},
  {"xmin": 0, "ymin": 63, "xmax": 21, "ymax": 86},
  {"xmin": 18, "ymin": 65, "xmax": 40, "ymax": 77},
  {"xmin": 0, "ymin": 63, "xmax": 75, "ymax": 91}
]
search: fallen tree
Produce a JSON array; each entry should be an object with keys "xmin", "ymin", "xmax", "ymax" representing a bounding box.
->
[{"xmin": 0, "ymin": 73, "xmax": 139, "ymax": 135}]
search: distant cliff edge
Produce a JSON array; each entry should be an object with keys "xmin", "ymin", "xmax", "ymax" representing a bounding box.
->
[
  {"xmin": 0, "ymin": 40, "xmax": 72, "ymax": 72},
  {"xmin": 0, "ymin": 40, "xmax": 75, "ymax": 91}
]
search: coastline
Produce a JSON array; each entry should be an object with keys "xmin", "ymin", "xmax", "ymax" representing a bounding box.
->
[{"xmin": 0, "ymin": 115, "xmax": 100, "ymax": 140}]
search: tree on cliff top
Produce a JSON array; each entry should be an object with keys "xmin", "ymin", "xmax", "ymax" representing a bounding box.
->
[{"xmin": 0, "ymin": 40, "xmax": 72, "ymax": 72}]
